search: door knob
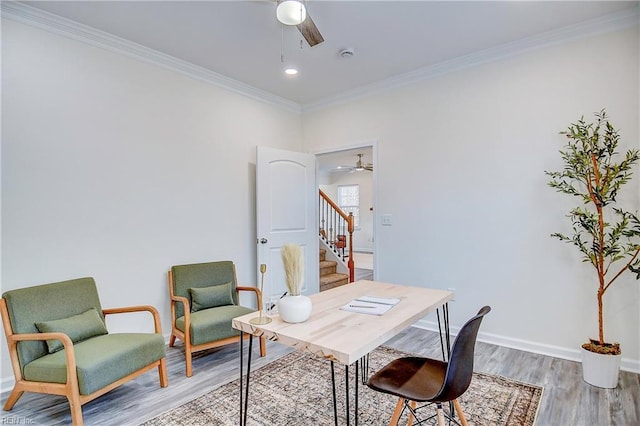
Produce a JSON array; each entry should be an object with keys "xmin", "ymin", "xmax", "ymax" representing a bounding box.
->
[{"xmin": 259, "ymin": 238, "xmax": 268, "ymax": 244}]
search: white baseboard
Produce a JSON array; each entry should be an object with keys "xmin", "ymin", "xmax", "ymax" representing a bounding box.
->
[{"xmin": 413, "ymin": 319, "xmax": 640, "ymax": 374}]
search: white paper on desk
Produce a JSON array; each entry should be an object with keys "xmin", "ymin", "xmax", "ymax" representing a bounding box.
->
[
  {"xmin": 354, "ymin": 295, "xmax": 401, "ymax": 306},
  {"xmin": 340, "ymin": 295, "xmax": 400, "ymax": 315}
]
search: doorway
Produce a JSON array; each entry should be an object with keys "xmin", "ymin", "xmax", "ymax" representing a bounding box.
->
[{"xmin": 315, "ymin": 143, "xmax": 377, "ymax": 283}]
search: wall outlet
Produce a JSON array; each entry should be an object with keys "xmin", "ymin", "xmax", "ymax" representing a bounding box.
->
[{"xmin": 382, "ymin": 214, "xmax": 392, "ymax": 226}]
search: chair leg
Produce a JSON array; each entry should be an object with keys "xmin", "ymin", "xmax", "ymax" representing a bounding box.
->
[
  {"xmin": 169, "ymin": 334, "xmax": 176, "ymax": 347},
  {"xmin": 158, "ymin": 358, "xmax": 169, "ymax": 387},
  {"xmin": 407, "ymin": 400, "xmax": 416, "ymax": 426},
  {"xmin": 259, "ymin": 335, "xmax": 266, "ymax": 357},
  {"xmin": 185, "ymin": 350, "xmax": 193, "ymax": 377},
  {"xmin": 435, "ymin": 403, "xmax": 445, "ymax": 426},
  {"xmin": 2, "ymin": 386, "xmax": 24, "ymax": 410},
  {"xmin": 389, "ymin": 398, "xmax": 404, "ymax": 426},
  {"xmin": 67, "ymin": 393, "xmax": 84, "ymax": 426},
  {"xmin": 453, "ymin": 399, "xmax": 469, "ymax": 426}
]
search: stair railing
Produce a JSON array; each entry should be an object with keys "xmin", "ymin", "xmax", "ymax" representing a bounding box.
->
[{"xmin": 319, "ymin": 189, "xmax": 355, "ymax": 282}]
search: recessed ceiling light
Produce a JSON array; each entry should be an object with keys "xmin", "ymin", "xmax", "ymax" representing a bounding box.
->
[{"xmin": 285, "ymin": 68, "xmax": 299, "ymax": 76}]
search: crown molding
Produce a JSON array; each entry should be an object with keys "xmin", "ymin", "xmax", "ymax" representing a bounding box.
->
[
  {"xmin": 1, "ymin": 1, "xmax": 302, "ymax": 114},
  {"xmin": 302, "ymin": 5, "xmax": 640, "ymax": 113},
  {"xmin": 2, "ymin": 2, "xmax": 637, "ymax": 115}
]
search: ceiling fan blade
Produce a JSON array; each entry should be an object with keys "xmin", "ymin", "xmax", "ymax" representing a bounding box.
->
[{"xmin": 297, "ymin": 13, "xmax": 324, "ymax": 47}]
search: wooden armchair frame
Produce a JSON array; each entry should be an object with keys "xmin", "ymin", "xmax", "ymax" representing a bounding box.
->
[
  {"xmin": 0, "ymin": 298, "xmax": 168, "ymax": 426},
  {"xmin": 168, "ymin": 269, "xmax": 266, "ymax": 377}
]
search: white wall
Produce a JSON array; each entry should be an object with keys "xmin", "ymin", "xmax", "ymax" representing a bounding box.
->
[
  {"xmin": 1, "ymin": 19, "xmax": 302, "ymax": 381},
  {"xmin": 303, "ymin": 27, "xmax": 640, "ymax": 370}
]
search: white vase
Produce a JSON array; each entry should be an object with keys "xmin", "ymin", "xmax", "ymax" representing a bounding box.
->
[
  {"xmin": 278, "ymin": 295, "xmax": 312, "ymax": 323},
  {"xmin": 581, "ymin": 347, "xmax": 621, "ymax": 388}
]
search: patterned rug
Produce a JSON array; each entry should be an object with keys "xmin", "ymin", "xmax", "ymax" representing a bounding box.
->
[{"xmin": 142, "ymin": 346, "xmax": 543, "ymax": 425}]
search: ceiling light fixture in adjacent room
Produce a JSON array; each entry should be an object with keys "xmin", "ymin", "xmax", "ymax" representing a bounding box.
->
[{"xmin": 276, "ymin": 0, "xmax": 306, "ymax": 26}]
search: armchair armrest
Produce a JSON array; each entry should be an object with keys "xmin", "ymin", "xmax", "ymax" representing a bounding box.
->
[
  {"xmin": 170, "ymin": 295, "xmax": 190, "ymax": 313},
  {"xmin": 170, "ymin": 294, "xmax": 191, "ymax": 330},
  {"xmin": 103, "ymin": 305, "xmax": 163, "ymax": 334},
  {"xmin": 236, "ymin": 286, "xmax": 263, "ymax": 310},
  {"xmin": 10, "ymin": 332, "xmax": 79, "ymax": 390},
  {"xmin": 11, "ymin": 331, "xmax": 74, "ymax": 348}
]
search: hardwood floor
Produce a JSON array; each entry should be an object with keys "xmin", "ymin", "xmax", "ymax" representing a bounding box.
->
[{"xmin": 1, "ymin": 327, "xmax": 638, "ymax": 425}]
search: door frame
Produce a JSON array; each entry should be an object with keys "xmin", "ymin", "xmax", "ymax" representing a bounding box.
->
[{"xmin": 313, "ymin": 140, "xmax": 378, "ymax": 281}]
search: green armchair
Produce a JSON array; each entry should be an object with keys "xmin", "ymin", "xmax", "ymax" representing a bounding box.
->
[
  {"xmin": 168, "ymin": 260, "xmax": 266, "ymax": 377},
  {"xmin": 0, "ymin": 277, "xmax": 168, "ymax": 426}
]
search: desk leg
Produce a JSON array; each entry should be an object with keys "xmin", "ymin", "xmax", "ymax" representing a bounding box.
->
[
  {"xmin": 436, "ymin": 302, "xmax": 453, "ymax": 421},
  {"xmin": 331, "ymin": 361, "xmax": 338, "ymax": 426},
  {"xmin": 345, "ymin": 365, "xmax": 350, "ymax": 426},
  {"xmin": 239, "ymin": 332, "xmax": 253, "ymax": 426},
  {"xmin": 330, "ymin": 359, "xmax": 362, "ymax": 426},
  {"xmin": 240, "ymin": 332, "xmax": 243, "ymax": 426},
  {"xmin": 436, "ymin": 302, "xmax": 451, "ymax": 361},
  {"xmin": 355, "ymin": 360, "xmax": 359, "ymax": 426},
  {"xmin": 360, "ymin": 354, "xmax": 369, "ymax": 384}
]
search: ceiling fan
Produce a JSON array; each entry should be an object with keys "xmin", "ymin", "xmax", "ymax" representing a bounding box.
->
[
  {"xmin": 276, "ymin": 0, "xmax": 324, "ymax": 47},
  {"xmin": 354, "ymin": 153, "xmax": 373, "ymax": 171},
  {"xmin": 330, "ymin": 153, "xmax": 373, "ymax": 173}
]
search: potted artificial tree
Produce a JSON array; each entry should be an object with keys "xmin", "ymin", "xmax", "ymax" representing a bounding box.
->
[{"xmin": 546, "ymin": 110, "xmax": 640, "ymax": 388}]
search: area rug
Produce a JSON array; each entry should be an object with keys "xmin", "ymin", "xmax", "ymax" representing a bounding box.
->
[{"xmin": 142, "ymin": 346, "xmax": 543, "ymax": 425}]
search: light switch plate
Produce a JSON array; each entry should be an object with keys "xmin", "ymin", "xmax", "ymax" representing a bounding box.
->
[{"xmin": 382, "ymin": 214, "xmax": 392, "ymax": 226}]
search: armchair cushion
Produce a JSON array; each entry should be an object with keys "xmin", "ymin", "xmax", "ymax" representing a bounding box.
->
[
  {"xmin": 171, "ymin": 261, "xmax": 239, "ymax": 319},
  {"xmin": 3, "ymin": 277, "xmax": 105, "ymax": 369},
  {"xmin": 189, "ymin": 283, "xmax": 233, "ymax": 312},
  {"xmin": 35, "ymin": 307, "xmax": 108, "ymax": 354},
  {"xmin": 176, "ymin": 305, "xmax": 253, "ymax": 346},
  {"xmin": 23, "ymin": 333, "xmax": 165, "ymax": 395}
]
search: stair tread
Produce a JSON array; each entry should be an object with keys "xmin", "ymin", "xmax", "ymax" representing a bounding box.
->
[
  {"xmin": 320, "ymin": 272, "xmax": 349, "ymax": 284},
  {"xmin": 320, "ymin": 260, "xmax": 337, "ymax": 267},
  {"xmin": 320, "ymin": 274, "xmax": 349, "ymax": 292}
]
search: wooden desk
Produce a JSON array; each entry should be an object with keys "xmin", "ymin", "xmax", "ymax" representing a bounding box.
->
[{"xmin": 233, "ymin": 280, "xmax": 454, "ymax": 425}]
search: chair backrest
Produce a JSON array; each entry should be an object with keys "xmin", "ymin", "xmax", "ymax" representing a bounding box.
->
[
  {"xmin": 170, "ymin": 261, "xmax": 239, "ymax": 319},
  {"xmin": 2, "ymin": 277, "xmax": 104, "ymax": 370},
  {"xmin": 435, "ymin": 305, "xmax": 491, "ymax": 402}
]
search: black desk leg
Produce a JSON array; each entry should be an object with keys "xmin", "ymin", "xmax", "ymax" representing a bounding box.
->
[
  {"xmin": 330, "ymin": 359, "xmax": 361, "ymax": 426},
  {"xmin": 436, "ymin": 303, "xmax": 453, "ymax": 420},
  {"xmin": 360, "ymin": 354, "xmax": 369, "ymax": 385},
  {"xmin": 240, "ymin": 332, "xmax": 243, "ymax": 426},
  {"xmin": 436, "ymin": 302, "xmax": 451, "ymax": 361},
  {"xmin": 239, "ymin": 333, "xmax": 253, "ymax": 426},
  {"xmin": 355, "ymin": 360, "xmax": 359, "ymax": 426},
  {"xmin": 331, "ymin": 361, "xmax": 338, "ymax": 426},
  {"xmin": 345, "ymin": 365, "xmax": 350, "ymax": 426}
]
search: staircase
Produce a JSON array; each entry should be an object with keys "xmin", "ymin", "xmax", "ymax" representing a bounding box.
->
[
  {"xmin": 320, "ymin": 248, "xmax": 349, "ymax": 292},
  {"xmin": 319, "ymin": 189, "xmax": 355, "ymax": 282}
]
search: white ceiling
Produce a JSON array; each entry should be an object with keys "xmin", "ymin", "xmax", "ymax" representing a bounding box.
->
[{"xmin": 19, "ymin": 1, "xmax": 639, "ymax": 108}]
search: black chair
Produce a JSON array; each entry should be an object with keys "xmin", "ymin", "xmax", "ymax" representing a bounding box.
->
[{"xmin": 367, "ymin": 306, "xmax": 491, "ymax": 426}]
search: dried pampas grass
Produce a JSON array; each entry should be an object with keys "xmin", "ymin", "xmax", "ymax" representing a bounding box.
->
[{"xmin": 281, "ymin": 243, "xmax": 304, "ymax": 296}]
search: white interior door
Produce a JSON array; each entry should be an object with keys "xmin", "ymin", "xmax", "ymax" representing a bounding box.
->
[{"xmin": 256, "ymin": 146, "xmax": 318, "ymax": 304}]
